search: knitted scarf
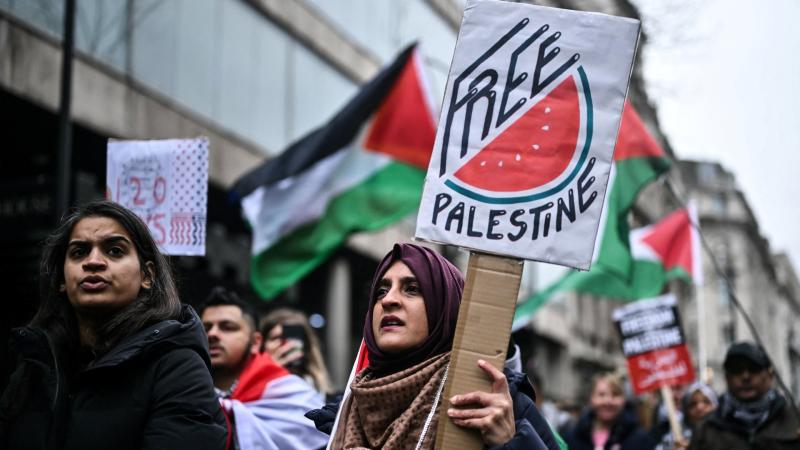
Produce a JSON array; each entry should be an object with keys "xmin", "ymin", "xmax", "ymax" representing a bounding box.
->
[
  {"xmin": 720, "ymin": 388, "xmax": 779, "ymax": 433},
  {"xmin": 332, "ymin": 352, "xmax": 450, "ymax": 449}
]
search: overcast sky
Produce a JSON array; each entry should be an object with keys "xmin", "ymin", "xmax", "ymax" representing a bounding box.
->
[{"xmin": 631, "ymin": 0, "xmax": 800, "ymax": 271}]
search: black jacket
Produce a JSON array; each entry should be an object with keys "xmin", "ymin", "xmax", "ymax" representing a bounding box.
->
[
  {"xmin": 0, "ymin": 305, "xmax": 227, "ymax": 450},
  {"xmin": 688, "ymin": 393, "xmax": 800, "ymax": 450},
  {"xmin": 306, "ymin": 368, "xmax": 560, "ymax": 450},
  {"xmin": 564, "ymin": 406, "xmax": 655, "ymax": 450}
]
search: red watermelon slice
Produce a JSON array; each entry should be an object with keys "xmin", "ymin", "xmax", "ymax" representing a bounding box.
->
[{"xmin": 453, "ymin": 75, "xmax": 581, "ymax": 192}]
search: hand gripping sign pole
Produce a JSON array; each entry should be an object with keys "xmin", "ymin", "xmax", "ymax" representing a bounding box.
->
[
  {"xmin": 414, "ymin": 1, "xmax": 640, "ymax": 448},
  {"xmin": 435, "ymin": 252, "xmax": 523, "ymax": 448}
]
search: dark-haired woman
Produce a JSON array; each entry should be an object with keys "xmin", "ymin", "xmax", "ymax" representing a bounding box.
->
[
  {"xmin": 309, "ymin": 243, "xmax": 560, "ymax": 450},
  {"xmin": 0, "ymin": 201, "xmax": 227, "ymax": 449}
]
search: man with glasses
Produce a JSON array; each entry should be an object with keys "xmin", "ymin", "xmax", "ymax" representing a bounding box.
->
[{"xmin": 688, "ymin": 341, "xmax": 799, "ymax": 449}]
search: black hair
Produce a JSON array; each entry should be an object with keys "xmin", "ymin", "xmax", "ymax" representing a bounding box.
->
[
  {"xmin": 33, "ymin": 200, "xmax": 182, "ymax": 362},
  {"xmin": 200, "ymin": 286, "xmax": 259, "ymax": 332}
]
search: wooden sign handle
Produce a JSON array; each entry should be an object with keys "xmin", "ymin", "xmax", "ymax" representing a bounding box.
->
[
  {"xmin": 660, "ymin": 385, "xmax": 684, "ymax": 445},
  {"xmin": 434, "ymin": 252, "xmax": 524, "ymax": 450}
]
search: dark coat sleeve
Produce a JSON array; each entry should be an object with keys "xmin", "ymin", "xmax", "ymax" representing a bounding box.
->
[
  {"xmin": 305, "ymin": 400, "xmax": 340, "ymax": 435},
  {"xmin": 141, "ymin": 348, "xmax": 228, "ymax": 450},
  {"xmin": 486, "ymin": 388, "xmax": 559, "ymax": 450}
]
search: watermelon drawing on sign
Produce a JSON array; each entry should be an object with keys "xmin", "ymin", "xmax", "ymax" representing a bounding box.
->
[
  {"xmin": 454, "ymin": 75, "xmax": 579, "ymax": 191},
  {"xmin": 445, "ymin": 68, "xmax": 593, "ymax": 205}
]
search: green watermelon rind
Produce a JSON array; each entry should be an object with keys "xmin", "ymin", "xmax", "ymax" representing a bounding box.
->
[{"xmin": 444, "ymin": 66, "xmax": 593, "ymax": 205}]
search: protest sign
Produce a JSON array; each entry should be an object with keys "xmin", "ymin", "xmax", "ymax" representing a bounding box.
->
[
  {"xmin": 106, "ymin": 137, "xmax": 209, "ymax": 256},
  {"xmin": 613, "ymin": 294, "xmax": 695, "ymax": 394},
  {"xmin": 416, "ymin": 0, "xmax": 640, "ymax": 271},
  {"xmin": 412, "ymin": 1, "xmax": 640, "ymax": 448}
]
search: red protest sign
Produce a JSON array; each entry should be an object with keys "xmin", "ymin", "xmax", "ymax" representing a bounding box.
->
[{"xmin": 613, "ymin": 294, "xmax": 695, "ymax": 395}]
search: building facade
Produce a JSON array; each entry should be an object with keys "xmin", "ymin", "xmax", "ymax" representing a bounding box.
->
[{"xmin": 2, "ymin": 0, "xmax": 798, "ymax": 401}]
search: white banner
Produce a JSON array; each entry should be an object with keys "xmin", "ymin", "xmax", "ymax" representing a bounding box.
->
[
  {"xmin": 106, "ymin": 137, "xmax": 209, "ymax": 256},
  {"xmin": 415, "ymin": 0, "xmax": 639, "ymax": 269}
]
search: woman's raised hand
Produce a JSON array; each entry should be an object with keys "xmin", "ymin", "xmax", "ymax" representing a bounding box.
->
[
  {"xmin": 447, "ymin": 359, "xmax": 515, "ymax": 446},
  {"xmin": 269, "ymin": 340, "xmax": 304, "ymax": 367}
]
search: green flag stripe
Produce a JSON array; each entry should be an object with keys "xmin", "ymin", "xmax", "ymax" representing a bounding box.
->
[
  {"xmin": 514, "ymin": 155, "xmax": 671, "ymax": 324},
  {"xmin": 250, "ymin": 161, "xmax": 424, "ymax": 299}
]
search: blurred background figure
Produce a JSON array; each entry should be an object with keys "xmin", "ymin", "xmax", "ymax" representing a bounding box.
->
[
  {"xmin": 564, "ymin": 372, "xmax": 654, "ymax": 450},
  {"xmin": 655, "ymin": 382, "xmax": 717, "ymax": 450},
  {"xmin": 201, "ymin": 289, "xmax": 328, "ymax": 450},
  {"xmin": 261, "ymin": 308, "xmax": 333, "ymax": 397},
  {"xmin": 689, "ymin": 341, "xmax": 800, "ymax": 450},
  {"xmin": 649, "ymin": 383, "xmax": 687, "ymax": 443}
]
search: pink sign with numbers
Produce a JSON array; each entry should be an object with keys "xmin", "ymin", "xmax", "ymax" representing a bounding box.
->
[{"xmin": 106, "ymin": 137, "xmax": 208, "ymax": 256}]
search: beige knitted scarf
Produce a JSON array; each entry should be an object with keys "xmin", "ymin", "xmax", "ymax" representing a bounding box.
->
[{"xmin": 331, "ymin": 352, "xmax": 450, "ymax": 450}]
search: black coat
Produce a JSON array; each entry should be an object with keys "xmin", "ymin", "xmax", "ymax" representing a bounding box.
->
[
  {"xmin": 564, "ymin": 406, "xmax": 655, "ymax": 450},
  {"xmin": 688, "ymin": 393, "xmax": 800, "ymax": 450},
  {"xmin": 0, "ymin": 305, "xmax": 227, "ymax": 450}
]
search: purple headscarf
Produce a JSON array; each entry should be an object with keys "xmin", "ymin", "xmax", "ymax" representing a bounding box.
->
[{"xmin": 363, "ymin": 243, "xmax": 464, "ymax": 374}]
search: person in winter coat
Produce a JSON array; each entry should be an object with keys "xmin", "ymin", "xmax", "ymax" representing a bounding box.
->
[
  {"xmin": 655, "ymin": 382, "xmax": 717, "ymax": 450},
  {"xmin": 564, "ymin": 372, "xmax": 654, "ymax": 450},
  {"xmin": 307, "ymin": 243, "xmax": 562, "ymax": 450},
  {"xmin": 688, "ymin": 341, "xmax": 800, "ymax": 450},
  {"xmin": 0, "ymin": 200, "xmax": 227, "ymax": 450},
  {"xmin": 200, "ymin": 287, "xmax": 329, "ymax": 450}
]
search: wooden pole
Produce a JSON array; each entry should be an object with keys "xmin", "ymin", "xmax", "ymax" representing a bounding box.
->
[
  {"xmin": 434, "ymin": 252, "xmax": 523, "ymax": 450},
  {"xmin": 660, "ymin": 385, "xmax": 684, "ymax": 445}
]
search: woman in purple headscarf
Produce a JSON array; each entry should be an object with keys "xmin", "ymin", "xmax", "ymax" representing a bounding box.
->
[{"xmin": 310, "ymin": 243, "xmax": 560, "ymax": 450}]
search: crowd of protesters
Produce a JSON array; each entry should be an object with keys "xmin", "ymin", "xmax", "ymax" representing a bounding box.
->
[{"xmin": 1, "ymin": 201, "xmax": 799, "ymax": 449}]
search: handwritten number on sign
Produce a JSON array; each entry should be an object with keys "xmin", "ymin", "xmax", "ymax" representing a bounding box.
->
[
  {"xmin": 129, "ymin": 176, "xmax": 168, "ymax": 206},
  {"xmin": 154, "ymin": 177, "xmax": 167, "ymax": 205},
  {"xmin": 131, "ymin": 177, "xmax": 145, "ymax": 205},
  {"xmin": 147, "ymin": 213, "xmax": 166, "ymax": 245}
]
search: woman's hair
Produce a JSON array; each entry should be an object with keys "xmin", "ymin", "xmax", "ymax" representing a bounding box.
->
[
  {"xmin": 260, "ymin": 308, "xmax": 332, "ymax": 394},
  {"xmin": 33, "ymin": 200, "xmax": 181, "ymax": 360},
  {"xmin": 590, "ymin": 372, "xmax": 625, "ymax": 397}
]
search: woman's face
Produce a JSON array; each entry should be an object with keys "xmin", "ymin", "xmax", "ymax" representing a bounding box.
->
[
  {"xmin": 686, "ymin": 390, "xmax": 715, "ymax": 424},
  {"xmin": 590, "ymin": 379, "xmax": 625, "ymax": 424},
  {"xmin": 63, "ymin": 216, "xmax": 152, "ymax": 315},
  {"xmin": 371, "ymin": 261, "xmax": 429, "ymax": 354}
]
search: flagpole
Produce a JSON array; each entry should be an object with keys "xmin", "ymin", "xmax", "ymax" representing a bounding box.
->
[
  {"xmin": 696, "ymin": 285, "xmax": 707, "ymax": 379},
  {"xmin": 663, "ymin": 178, "xmax": 800, "ymax": 422}
]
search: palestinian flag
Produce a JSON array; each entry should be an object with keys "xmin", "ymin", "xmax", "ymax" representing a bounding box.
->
[
  {"xmin": 219, "ymin": 352, "xmax": 329, "ymax": 449},
  {"xmin": 513, "ymin": 102, "xmax": 672, "ymax": 329},
  {"xmin": 232, "ymin": 45, "xmax": 436, "ymax": 300},
  {"xmin": 629, "ymin": 202, "xmax": 703, "ymax": 285}
]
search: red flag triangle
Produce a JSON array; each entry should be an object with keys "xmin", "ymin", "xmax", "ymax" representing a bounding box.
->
[{"xmin": 363, "ymin": 49, "xmax": 437, "ymax": 169}]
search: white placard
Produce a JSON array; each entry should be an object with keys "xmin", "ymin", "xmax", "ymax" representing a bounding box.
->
[
  {"xmin": 106, "ymin": 137, "xmax": 209, "ymax": 256},
  {"xmin": 415, "ymin": 0, "xmax": 640, "ymax": 270}
]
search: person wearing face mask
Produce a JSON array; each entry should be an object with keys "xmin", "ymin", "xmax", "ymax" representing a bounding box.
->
[
  {"xmin": 307, "ymin": 243, "xmax": 561, "ymax": 450},
  {"xmin": 688, "ymin": 342, "xmax": 800, "ymax": 450},
  {"xmin": 564, "ymin": 373, "xmax": 654, "ymax": 450},
  {"xmin": 0, "ymin": 201, "xmax": 227, "ymax": 450}
]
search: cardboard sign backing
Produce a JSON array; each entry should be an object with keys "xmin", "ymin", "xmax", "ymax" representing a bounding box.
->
[{"xmin": 435, "ymin": 252, "xmax": 523, "ymax": 449}]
